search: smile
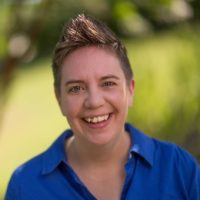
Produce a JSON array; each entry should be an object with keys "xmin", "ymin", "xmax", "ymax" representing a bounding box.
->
[{"xmin": 84, "ymin": 114, "xmax": 109, "ymax": 124}]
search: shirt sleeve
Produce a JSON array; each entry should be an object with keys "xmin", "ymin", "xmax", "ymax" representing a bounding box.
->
[{"xmin": 4, "ymin": 170, "xmax": 20, "ymax": 200}]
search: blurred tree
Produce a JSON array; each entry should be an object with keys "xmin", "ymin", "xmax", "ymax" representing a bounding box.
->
[{"xmin": 0, "ymin": 0, "xmax": 54, "ymax": 128}]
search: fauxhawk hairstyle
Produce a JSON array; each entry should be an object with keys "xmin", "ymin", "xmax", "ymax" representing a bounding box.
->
[{"xmin": 52, "ymin": 14, "xmax": 133, "ymax": 91}]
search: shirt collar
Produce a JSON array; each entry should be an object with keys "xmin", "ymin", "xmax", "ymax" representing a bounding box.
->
[
  {"xmin": 125, "ymin": 123, "xmax": 155, "ymax": 167},
  {"xmin": 42, "ymin": 124, "xmax": 155, "ymax": 175},
  {"xmin": 41, "ymin": 130, "xmax": 73, "ymax": 175}
]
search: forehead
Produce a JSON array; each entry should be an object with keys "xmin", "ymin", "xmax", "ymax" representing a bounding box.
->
[{"xmin": 61, "ymin": 46, "xmax": 125, "ymax": 80}]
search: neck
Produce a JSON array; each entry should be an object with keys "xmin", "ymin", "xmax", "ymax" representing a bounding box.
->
[{"xmin": 65, "ymin": 131, "xmax": 131, "ymax": 167}]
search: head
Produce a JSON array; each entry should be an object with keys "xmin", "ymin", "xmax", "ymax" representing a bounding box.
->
[
  {"xmin": 52, "ymin": 14, "xmax": 133, "ymax": 93},
  {"xmin": 52, "ymin": 15, "xmax": 135, "ymax": 147}
]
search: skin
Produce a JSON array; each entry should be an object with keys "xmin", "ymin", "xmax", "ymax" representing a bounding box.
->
[{"xmin": 55, "ymin": 46, "xmax": 135, "ymax": 200}]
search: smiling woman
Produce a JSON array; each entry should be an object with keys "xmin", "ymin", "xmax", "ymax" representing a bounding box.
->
[{"xmin": 5, "ymin": 14, "xmax": 200, "ymax": 200}]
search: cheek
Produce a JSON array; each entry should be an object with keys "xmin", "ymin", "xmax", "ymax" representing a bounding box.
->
[
  {"xmin": 115, "ymin": 87, "xmax": 130, "ymax": 103},
  {"xmin": 106, "ymin": 90, "xmax": 128, "ymax": 110},
  {"xmin": 60, "ymin": 96, "xmax": 82, "ymax": 118}
]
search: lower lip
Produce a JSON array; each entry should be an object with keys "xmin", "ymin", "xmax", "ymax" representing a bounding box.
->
[{"xmin": 83, "ymin": 114, "xmax": 112, "ymax": 129}]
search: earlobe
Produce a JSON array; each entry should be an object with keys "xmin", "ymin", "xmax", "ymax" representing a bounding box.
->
[
  {"xmin": 54, "ymin": 87, "xmax": 66, "ymax": 116},
  {"xmin": 54, "ymin": 87, "xmax": 62, "ymax": 108},
  {"xmin": 130, "ymin": 79, "xmax": 135, "ymax": 94},
  {"xmin": 54, "ymin": 88, "xmax": 65, "ymax": 116},
  {"xmin": 128, "ymin": 79, "xmax": 135, "ymax": 106}
]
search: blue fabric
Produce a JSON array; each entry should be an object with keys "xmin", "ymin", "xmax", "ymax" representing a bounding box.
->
[{"xmin": 5, "ymin": 124, "xmax": 200, "ymax": 200}]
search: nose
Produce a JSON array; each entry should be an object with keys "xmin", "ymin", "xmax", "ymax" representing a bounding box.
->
[{"xmin": 84, "ymin": 86, "xmax": 105, "ymax": 109}]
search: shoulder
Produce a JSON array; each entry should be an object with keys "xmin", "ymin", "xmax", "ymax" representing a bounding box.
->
[
  {"xmin": 152, "ymin": 137, "xmax": 198, "ymax": 167},
  {"xmin": 9, "ymin": 152, "xmax": 45, "ymax": 183},
  {"xmin": 127, "ymin": 123, "xmax": 199, "ymax": 169},
  {"xmin": 17, "ymin": 152, "xmax": 44, "ymax": 175},
  {"xmin": 6, "ymin": 130, "xmax": 72, "ymax": 186},
  {"xmin": 5, "ymin": 130, "xmax": 73, "ymax": 199},
  {"xmin": 153, "ymin": 137, "xmax": 200, "ymax": 195},
  {"xmin": 5, "ymin": 152, "xmax": 45, "ymax": 200},
  {"xmin": 156, "ymin": 139, "xmax": 199, "ymax": 177}
]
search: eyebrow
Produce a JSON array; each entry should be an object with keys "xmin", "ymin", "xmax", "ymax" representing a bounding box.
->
[
  {"xmin": 65, "ymin": 80, "xmax": 84, "ymax": 86},
  {"xmin": 100, "ymin": 75, "xmax": 120, "ymax": 81},
  {"xmin": 64, "ymin": 75, "xmax": 120, "ymax": 86}
]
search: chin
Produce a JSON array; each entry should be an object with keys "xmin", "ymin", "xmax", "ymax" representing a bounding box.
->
[{"xmin": 86, "ymin": 133, "xmax": 118, "ymax": 147}]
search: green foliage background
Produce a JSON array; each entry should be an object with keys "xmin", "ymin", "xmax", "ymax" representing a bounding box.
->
[{"xmin": 127, "ymin": 26, "xmax": 200, "ymax": 156}]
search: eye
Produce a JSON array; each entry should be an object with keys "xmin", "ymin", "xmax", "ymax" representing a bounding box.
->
[
  {"xmin": 68, "ymin": 85, "xmax": 85, "ymax": 93},
  {"xmin": 102, "ymin": 81, "xmax": 116, "ymax": 87}
]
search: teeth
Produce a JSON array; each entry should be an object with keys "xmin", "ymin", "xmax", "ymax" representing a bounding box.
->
[
  {"xmin": 98, "ymin": 116, "xmax": 103, "ymax": 122},
  {"xmin": 85, "ymin": 114, "xmax": 109, "ymax": 123},
  {"xmin": 93, "ymin": 117, "xmax": 98, "ymax": 123}
]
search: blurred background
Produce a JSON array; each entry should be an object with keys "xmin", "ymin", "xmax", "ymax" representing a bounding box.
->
[{"xmin": 0, "ymin": 0, "xmax": 200, "ymax": 198}]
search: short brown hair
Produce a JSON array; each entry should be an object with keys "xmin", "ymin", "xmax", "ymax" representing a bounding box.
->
[{"xmin": 52, "ymin": 14, "xmax": 133, "ymax": 91}]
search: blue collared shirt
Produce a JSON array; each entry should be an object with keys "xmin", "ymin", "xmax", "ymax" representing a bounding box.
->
[{"xmin": 5, "ymin": 124, "xmax": 200, "ymax": 200}]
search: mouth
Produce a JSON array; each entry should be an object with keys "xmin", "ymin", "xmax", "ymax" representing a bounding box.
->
[{"xmin": 83, "ymin": 114, "xmax": 110, "ymax": 124}]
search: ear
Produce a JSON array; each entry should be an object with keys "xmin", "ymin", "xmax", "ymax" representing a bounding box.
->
[
  {"xmin": 128, "ymin": 79, "xmax": 135, "ymax": 106},
  {"xmin": 54, "ymin": 87, "xmax": 60, "ymax": 105},
  {"xmin": 54, "ymin": 87, "xmax": 65, "ymax": 116}
]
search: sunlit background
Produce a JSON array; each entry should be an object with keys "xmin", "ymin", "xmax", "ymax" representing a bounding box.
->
[{"xmin": 0, "ymin": 0, "xmax": 200, "ymax": 198}]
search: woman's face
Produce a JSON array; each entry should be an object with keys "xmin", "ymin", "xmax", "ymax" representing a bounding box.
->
[{"xmin": 56, "ymin": 46, "xmax": 134, "ymax": 147}]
